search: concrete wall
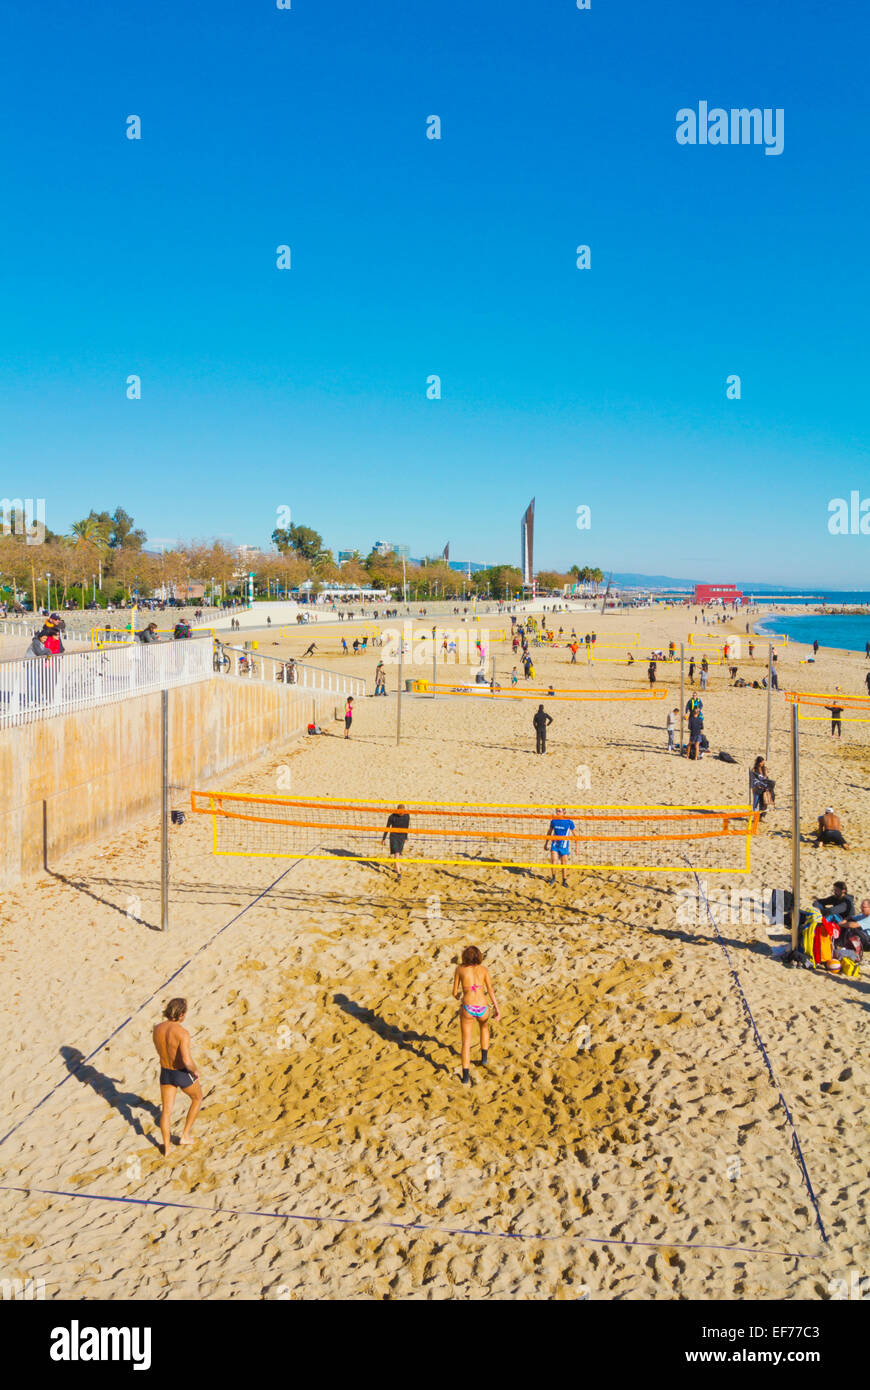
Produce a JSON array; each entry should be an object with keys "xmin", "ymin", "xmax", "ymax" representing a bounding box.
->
[{"xmin": 0, "ymin": 675, "xmax": 336, "ymax": 886}]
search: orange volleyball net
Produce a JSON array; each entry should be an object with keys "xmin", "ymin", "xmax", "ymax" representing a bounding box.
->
[{"xmin": 189, "ymin": 793, "xmax": 760, "ymax": 874}]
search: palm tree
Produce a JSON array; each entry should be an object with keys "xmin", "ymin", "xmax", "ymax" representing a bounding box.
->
[{"xmin": 70, "ymin": 516, "xmax": 111, "ymax": 548}]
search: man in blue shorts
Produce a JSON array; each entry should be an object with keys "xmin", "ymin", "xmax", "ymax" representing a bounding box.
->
[{"xmin": 545, "ymin": 806, "xmax": 575, "ymax": 885}]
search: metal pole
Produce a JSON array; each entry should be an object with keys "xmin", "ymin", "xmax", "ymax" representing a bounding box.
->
[
  {"xmin": 791, "ymin": 701, "xmax": 800, "ymax": 952},
  {"xmin": 396, "ymin": 631, "xmax": 404, "ymax": 745},
  {"xmin": 161, "ymin": 688, "xmax": 169, "ymax": 932},
  {"xmin": 765, "ymin": 645, "xmax": 772, "ymax": 764},
  {"xmin": 432, "ymin": 624, "xmax": 437, "ymax": 698},
  {"xmin": 679, "ymin": 643, "xmax": 685, "ymax": 757}
]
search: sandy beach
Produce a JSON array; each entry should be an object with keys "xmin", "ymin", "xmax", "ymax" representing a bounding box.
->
[{"xmin": 1, "ymin": 604, "xmax": 868, "ymax": 1300}]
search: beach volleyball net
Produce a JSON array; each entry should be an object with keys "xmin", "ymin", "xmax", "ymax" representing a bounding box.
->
[
  {"xmin": 785, "ymin": 690, "xmax": 870, "ymax": 723},
  {"xmin": 189, "ymin": 793, "xmax": 759, "ymax": 873},
  {"xmin": 414, "ymin": 682, "xmax": 669, "ymax": 701}
]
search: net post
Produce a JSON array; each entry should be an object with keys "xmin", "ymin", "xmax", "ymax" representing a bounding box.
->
[
  {"xmin": 791, "ymin": 701, "xmax": 800, "ymax": 952},
  {"xmin": 432, "ymin": 624, "xmax": 437, "ymax": 698},
  {"xmin": 396, "ymin": 634, "xmax": 403, "ymax": 745},
  {"xmin": 765, "ymin": 645, "xmax": 772, "ymax": 764},
  {"xmin": 161, "ymin": 688, "xmax": 169, "ymax": 932},
  {"xmin": 679, "ymin": 643, "xmax": 684, "ymax": 756}
]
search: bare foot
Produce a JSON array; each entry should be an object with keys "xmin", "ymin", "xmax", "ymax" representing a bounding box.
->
[{"xmin": 178, "ymin": 1135, "xmax": 196, "ymax": 1146}]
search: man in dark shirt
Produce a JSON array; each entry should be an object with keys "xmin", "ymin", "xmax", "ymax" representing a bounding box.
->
[
  {"xmin": 825, "ymin": 703, "xmax": 843, "ymax": 738},
  {"xmin": 382, "ymin": 804, "xmax": 410, "ymax": 878},
  {"xmin": 533, "ymin": 704, "xmax": 552, "ymax": 754},
  {"xmin": 688, "ymin": 709, "xmax": 703, "ymax": 760},
  {"xmin": 814, "ymin": 881, "xmax": 854, "ymax": 921}
]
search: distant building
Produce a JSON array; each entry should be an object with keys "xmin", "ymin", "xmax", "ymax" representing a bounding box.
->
[
  {"xmin": 373, "ymin": 541, "xmax": 410, "ymax": 558},
  {"xmin": 521, "ymin": 499, "xmax": 535, "ymax": 586},
  {"xmin": 337, "ymin": 550, "xmax": 356, "ymax": 565},
  {"xmin": 694, "ymin": 583, "xmax": 743, "ymax": 605}
]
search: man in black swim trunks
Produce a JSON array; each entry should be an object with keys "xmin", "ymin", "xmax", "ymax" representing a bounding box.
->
[
  {"xmin": 152, "ymin": 998, "xmax": 202, "ymax": 1158},
  {"xmin": 382, "ymin": 803, "xmax": 410, "ymax": 878}
]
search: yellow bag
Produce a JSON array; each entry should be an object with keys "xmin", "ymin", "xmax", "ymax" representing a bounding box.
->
[{"xmin": 840, "ymin": 958, "xmax": 860, "ymax": 979}]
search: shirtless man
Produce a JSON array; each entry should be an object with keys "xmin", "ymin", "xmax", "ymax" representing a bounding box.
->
[
  {"xmin": 814, "ymin": 807, "xmax": 848, "ymax": 849},
  {"xmin": 152, "ymin": 998, "xmax": 202, "ymax": 1157}
]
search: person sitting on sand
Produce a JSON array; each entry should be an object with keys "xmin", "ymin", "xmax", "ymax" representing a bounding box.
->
[
  {"xmin": 152, "ymin": 998, "xmax": 202, "ymax": 1158},
  {"xmin": 813, "ymin": 807, "xmax": 848, "ymax": 849},
  {"xmin": 813, "ymin": 880, "xmax": 854, "ymax": 921},
  {"xmin": 452, "ymin": 946, "xmax": 500, "ymax": 1086}
]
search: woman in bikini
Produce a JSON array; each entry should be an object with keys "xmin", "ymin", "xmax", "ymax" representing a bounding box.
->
[{"xmin": 452, "ymin": 946, "xmax": 500, "ymax": 1086}]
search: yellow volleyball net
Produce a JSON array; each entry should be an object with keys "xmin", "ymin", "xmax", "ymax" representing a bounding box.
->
[
  {"xmin": 784, "ymin": 690, "xmax": 870, "ymax": 723},
  {"xmin": 189, "ymin": 793, "xmax": 759, "ymax": 874},
  {"xmin": 536, "ymin": 633, "xmax": 640, "ymax": 650},
  {"xmin": 411, "ymin": 681, "xmax": 669, "ymax": 701},
  {"xmin": 687, "ymin": 634, "xmax": 742, "ymax": 648}
]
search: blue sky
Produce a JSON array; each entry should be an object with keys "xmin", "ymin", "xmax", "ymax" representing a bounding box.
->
[{"xmin": 1, "ymin": 0, "xmax": 868, "ymax": 584}]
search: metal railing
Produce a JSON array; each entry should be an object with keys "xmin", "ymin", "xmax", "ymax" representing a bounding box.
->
[
  {"xmin": 0, "ymin": 636, "xmax": 215, "ymax": 729},
  {"xmin": 0, "ymin": 604, "xmax": 240, "ymax": 636},
  {"xmin": 214, "ymin": 642, "xmax": 366, "ymax": 697}
]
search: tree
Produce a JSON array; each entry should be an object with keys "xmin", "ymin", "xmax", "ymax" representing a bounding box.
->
[
  {"xmin": 70, "ymin": 515, "xmax": 112, "ymax": 549},
  {"xmin": 364, "ymin": 548, "xmax": 403, "ymax": 593},
  {"xmin": 272, "ymin": 523, "xmax": 324, "ymax": 562},
  {"xmin": 338, "ymin": 558, "xmax": 369, "ymax": 587},
  {"xmin": 81, "ymin": 507, "xmax": 146, "ymax": 550},
  {"xmin": 473, "ymin": 565, "xmax": 523, "ymax": 599},
  {"xmin": 536, "ymin": 570, "xmax": 569, "ymax": 593}
]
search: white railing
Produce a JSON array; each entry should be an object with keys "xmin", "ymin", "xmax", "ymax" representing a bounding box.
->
[
  {"xmin": 215, "ymin": 643, "xmax": 366, "ymax": 698},
  {"xmin": 0, "ymin": 637, "xmax": 215, "ymax": 729}
]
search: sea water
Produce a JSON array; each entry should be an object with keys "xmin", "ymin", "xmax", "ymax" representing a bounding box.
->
[{"xmin": 754, "ymin": 612, "xmax": 870, "ymax": 654}]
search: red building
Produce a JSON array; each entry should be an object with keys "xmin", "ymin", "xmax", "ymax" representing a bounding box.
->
[{"xmin": 693, "ymin": 583, "xmax": 743, "ymax": 605}]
